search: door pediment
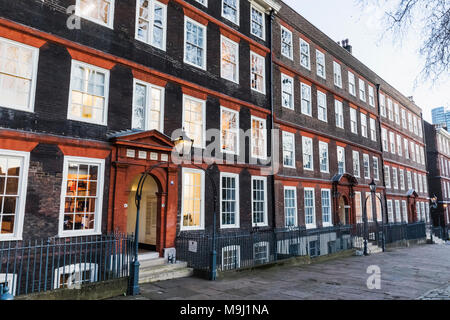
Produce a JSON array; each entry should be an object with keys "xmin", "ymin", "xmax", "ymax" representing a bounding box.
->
[{"xmin": 110, "ymin": 130, "xmax": 174, "ymax": 152}]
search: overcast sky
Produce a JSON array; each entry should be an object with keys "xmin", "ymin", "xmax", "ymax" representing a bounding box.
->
[{"xmin": 282, "ymin": 0, "xmax": 449, "ymax": 122}]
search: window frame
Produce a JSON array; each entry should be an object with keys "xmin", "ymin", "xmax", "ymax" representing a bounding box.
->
[
  {"xmin": 134, "ymin": 0, "xmax": 167, "ymax": 51},
  {"xmin": 358, "ymin": 79, "xmax": 366, "ymax": 102},
  {"xmin": 250, "ymin": 51, "xmax": 266, "ymax": 94},
  {"xmin": 282, "ymin": 131, "xmax": 296, "ymax": 169},
  {"xmin": 333, "ymin": 61, "xmax": 342, "ymax": 88},
  {"xmin": 281, "ymin": 73, "xmax": 294, "ymax": 110},
  {"xmin": 337, "ymin": 146, "xmax": 346, "ymax": 174},
  {"xmin": 300, "ymin": 82, "xmax": 312, "ymax": 116},
  {"xmin": 299, "ymin": 38, "xmax": 311, "ymax": 70},
  {"xmin": 220, "ymin": 106, "xmax": 240, "ymax": 155},
  {"xmin": 363, "ymin": 153, "xmax": 370, "ymax": 179},
  {"xmin": 182, "ymin": 94, "xmax": 206, "ymax": 149},
  {"xmin": 180, "ymin": 167, "xmax": 205, "ymax": 231},
  {"xmin": 0, "ymin": 149, "xmax": 30, "ymax": 242},
  {"xmin": 304, "ymin": 187, "xmax": 316, "ymax": 229},
  {"xmin": 250, "ymin": 4, "xmax": 265, "ymax": 40},
  {"xmin": 219, "ymin": 172, "xmax": 240, "ymax": 229},
  {"xmin": 317, "ymin": 90, "xmax": 328, "ymax": 122},
  {"xmin": 0, "ymin": 37, "xmax": 39, "ymax": 113},
  {"xmin": 251, "ymin": 176, "xmax": 268, "ymax": 227},
  {"xmin": 221, "ymin": 245, "xmax": 240, "ymax": 270},
  {"xmin": 360, "ymin": 112, "xmax": 368, "ymax": 138},
  {"xmin": 132, "ymin": 78, "xmax": 165, "ymax": 132},
  {"xmin": 222, "ymin": 0, "xmax": 240, "ymax": 25},
  {"xmin": 316, "ymin": 49, "xmax": 326, "ymax": 79},
  {"xmin": 280, "ymin": 26, "xmax": 293, "ymax": 60},
  {"xmin": 67, "ymin": 60, "xmax": 110, "ymax": 126},
  {"xmin": 319, "ymin": 141, "xmax": 329, "ymax": 173},
  {"xmin": 75, "ymin": 0, "xmax": 115, "ymax": 29},
  {"xmin": 58, "ymin": 156, "xmax": 105, "ymax": 237},
  {"xmin": 302, "ymin": 136, "xmax": 314, "ymax": 171},
  {"xmin": 335, "ymin": 99, "xmax": 344, "ymax": 129},
  {"xmin": 348, "ymin": 71, "xmax": 356, "ymax": 96},
  {"xmin": 321, "ymin": 188, "xmax": 332, "ymax": 227},
  {"xmin": 284, "ymin": 186, "xmax": 298, "ymax": 227},
  {"xmin": 251, "ymin": 115, "xmax": 267, "ymax": 160},
  {"xmin": 183, "ymin": 17, "xmax": 207, "ymax": 70},
  {"xmin": 370, "ymin": 117, "xmax": 377, "ymax": 141},
  {"xmin": 350, "ymin": 108, "xmax": 358, "ymax": 134},
  {"xmin": 220, "ymin": 35, "xmax": 240, "ymax": 84},
  {"xmin": 352, "ymin": 150, "xmax": 360, "ymax": 178},
  {"xmin": 373, "ymin": 156, "xmax": 379, "ymax": 181}
]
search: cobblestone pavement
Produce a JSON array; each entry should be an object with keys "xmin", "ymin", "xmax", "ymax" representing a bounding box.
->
[{"xmin": 111, "ymin": 244, "xmax": 450, "ymax": 300}]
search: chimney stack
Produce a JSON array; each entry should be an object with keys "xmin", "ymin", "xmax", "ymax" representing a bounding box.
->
[{"xmin": 341, "ymin": 39, "xmax": 352, "ymax": 54}]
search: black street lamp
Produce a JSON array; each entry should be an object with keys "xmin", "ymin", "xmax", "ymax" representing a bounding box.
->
[
  {"xmin": 174, "ymin": 131, "xmax": 219, "ymax": 281},
  {"xmin": 363, "ymin": 179, "xmax": 385, "ymax": 255}
]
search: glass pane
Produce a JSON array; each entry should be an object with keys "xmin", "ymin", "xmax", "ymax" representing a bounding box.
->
[
  {"xmin": 3, "ymin": 197, "xmax": 17, "ymax": 213},
  {"xmin": 5, "ymin": 178, "xmax": 19, "ymax": 195},
  {"xmin": 64, "ymin": 198, "xmax": 76, "ymax": 213},
  {"xmin": 63, "ymin": 214, "xmax": 74, "ymax": 230},
  {"xmin": 1, "ymin": 215, "xmax": 15, "ymax": 234}
]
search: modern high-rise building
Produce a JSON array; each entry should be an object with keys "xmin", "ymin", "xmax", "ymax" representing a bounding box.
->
[{"xmin": 431, "ymin": 106, "xmax": 450, "ymax": 131}]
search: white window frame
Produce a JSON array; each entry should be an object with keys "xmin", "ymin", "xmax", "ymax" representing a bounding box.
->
[
  {"xmin": 359, "ymin": 79, "xmax": 366, "ymax": 102},
  {"xmin": 53, "ymin": 263, "xmax": 98, "ymax": 289},
  {"xmin": 319, "ymin": 141, "xmax": 329, "ymax": 173},
  {"xmin": 389, "ymin": 131, "xmax": 396, "ymax": 154},
  {"xmin": 67, "ymin": 60, "xmax": 110, "ymax": 126},
  {"xmin": 335, "ymin": 100, "xmax": 344, "ymax": 129},
  {"xmin": 399, "ymin": 169, "xmax": 405, "ymax": 190},
  {"xmin": 368, "ymin": 86, "xmax": 375, "ymax": 107},
  {"xmin": 350, "ymin": 108, "xmax": 358, "ymax": 134},
  {"xmin": 135, "ymin": 0, "xmax": 167, "ymax": 50},
  {"xmin": 220, "ymin": 35, "xmax": 239, "ymax": 83},
  {"xmin": 184, "ymin": 17, "xmax": 207, "ymax": 70},
  {"xmin": 300, "ymin": 38, "xmax": 311, "ymax": 70},
  {"xmin": 392, "ymin": 167, "xmax": 398, "ymax": 190},
  {"xmin": 321, "ymin": 189, "xmax": 332, "ymax": 227},
  {"xmin": 304, "ymin": 187, "xmax": 316, "ymax": 229},
  {"xmin": 402, "ymin": 200, "xmax": 408, "ymax": 223},
  {"xmin": 395, "ymin": 200, "xmax": 401, "ymax": 223},
  {"xmin": 221, "ymin": 245, "xmax": 240, "ymax": 270},
  {"xmin": 380, "ymin": 94, "xmax": 386, "ymax": 117},
  {"xmin": 317, "ymin": 90, "xmax": 328, "ymax": 122},
  {"xmin": 251, "ymin": 176, "xmax": 268, "ymax": 227},
  {"xmin": 394, "ymin": 103, "xmax": 400, "ymax": 125},
  {"xmin": 333, "ymin": 61, "xmax": 342, "ymax": 88},
  {"xmin": 348, "ymin": 71, "xmax": 356, "ymax": 96},
  {"xmin": 280, "ymin": 26, "xmax": 293, "ymax": 59},
  {"xmin": 182, "ymin": 94, "xmax": 206, "ymax": 149},
  {"xmin": 282, "ymin": 131, "xmax": 296, "ymax": 168},
  {"xmin": 363, "ymin": 154, "xmax": 370, "ymax": 179},
  {"xmin": 251, "ymin": 115, "xmax": 267, "ymax": 160},
  {"xmin": 181, "ymin": 168, "xmax": 205, "ymax": 231},
  {"xmin": 195, "ymin": 0, "xmax": 208, "ymax": 6},
  {"xmin": 250, "ymin": 4, "xmax": 265, "ymax": 40},
  {"xmin": 316, "ymin": 50, "xmax": 326, "ymax": 79},
  {"xmin": 401, "ymin": 108, "xmax": 407, "ymax": 129},
  {"xmin": 284, "ymin": 186, "xmax": 298, "ymax": 227},
  {"xmin": 301, "ymin": 82, "xmax": 312, "ymax": 116},
  {"xmin": 58, "ymin": 156, "xmax": 105, "ymax": 237},
  {"xmin": 360, "ymin": 113, "xmax": 368, "ymax": 138},
  {"xmin": 0, "ymin": 37, "xmax": 39, "ymax": 113},
  {"xmin": 337, "ymin": 146, "xmax": 346, "ymax": 174},
  {"xmin": 373, "ymin": 157, "xmax": 379, "ymax": 181},
  {"xmin": 396, "ymin": 134, "xmax": 402, "ymax": 156},
  {"xmin": 381, "ymin": 128, "xmax": 388, "ymax": 152},
  {"xmin": 385, "ymin": 165, "xmax": 391, "ymax": 189},
  {"xmin": 253, "ymin": 241, "xmax": 269, "ymax": 264},
  {"xmin": 75, "ymin": 0, "xmax": 115, "ymax": 29},
  {"xmin": 353, "ymin": 151, "xmax": 360, "ymax": 178},
  {"xmin": 387, "ymin": 98, "xmax": 393, "ymax": 121},
  {"xmin": 370, "ymin": 118, "xmax": 376, "ymax": 141},
  {"xmin": 0, "ymin": 149, "xmax": 30, "ymax": 241},
  {"xmin": 220, "ymin": 106, "xmax": 240, "ymax": 155},
  {"xmin": 222, "ymin": 0, "xmax": 240, "ymax": 25},
  {"xmin": 220, "ymin": 172, "xmax": 240, "ymax": 229},
  {"xmin": 250, "ymin": 51, "xmax": 266, "ymax": 94},
  {"xmin": 302, "ymin": 136, "xmax": 314, "ymax": 171},
  {"xmin": 387, "ymin": 200, "xmax": 394, "ymax": 223},
  {"xmin": 132, "ymin": 79, "xmax": 165, "ymax": 132},
  {"xmin": 281, "ymin": 73, "xmax": 294, "ymax": 110}
]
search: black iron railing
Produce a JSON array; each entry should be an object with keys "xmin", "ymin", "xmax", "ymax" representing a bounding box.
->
[{"xmin": 0, "ymin": 233, "xmax": 134, "ymax": 297}]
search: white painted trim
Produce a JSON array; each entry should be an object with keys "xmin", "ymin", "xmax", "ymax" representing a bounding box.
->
[
  {"xmin": 250, "ymin": 51, "xmax": 266, "ymax": 94},
  {"xmin": 333, "ymin": 61, "xmax": 342, "ymax": 88},
  {"xmin": 182, "ymin": 94, "xmax": 206, "ymax": 149},
  {"xmin": 251, "ymin": 176, "xmax": 268, "ymax": 227},
  {"xmin": 319, "ymin": 141, "xmax": 329, "ymax": 173},
  {"xmin": 67, "ymin": 60, "xmax": 110, "ymax": 126},
  {"xmin": 280, "ymin": 25, "xmax": 293, "ymax": 60},
  {"xmin": 315, "ymin": 49, "xmax": 326, "ymax": 80},
  {"xmin": 195, "ymin": 0, "xmax": 208, "ymax": 6},
  {"xmin": 299, "ymin": 38, "xmax": 311, "ymax": 70},
  {"xmin": 134, "ymin": 0, "xmax": 167, "ymax": 51},
  {"xmin": 220, "ymin": 106, "xmax": 240, "ymax": 155},
  {"xmin": 302, "ymin": 136, "xmax": 314, "ymax": 171},
  {"xmin": 250, "ymin": 4, "xmax": 266, "ymax": 40},
  {"xmin": 321, "ymin": 188, "xmax": 333, "ymax": 227},
  {"xmin": 283, "ymin": 186, "xmax": 298, "ymax": 227},
  {"xmin": 0, "ymin": 273, "xmax": 17, "ymax": 296},
  {"xmin": 282, "ymin": 131, "xmax": 296, "ymax": 169},
  {"xmin": 75, "ymin": 0, "xmax": 115, "ymax": 29},
  {"xmin": 300, "ymin": 82, "xmax": 312, "ymax": 117},
  {"xmin": 132, "ymin": 78, "xmax": 165, "ymax": 132},
  {"xmin": 53, "ymin": 263, "xmax": 98, "ymax": 289},
  {"xmin": 180, "ymin": 168, "xmax": 205, "ymax": 231},
  {"xmin": 0, "ymin": 36, "xmax": 39, "ymax": 113},
  {"xmin": 304, "ymin": 187, "xmax": 316, "ymax": 229},
  {"xmin": 250, "ymin": 115, "xmax": 267, "ymax": 160},
  {"xmin": 221, "ymin": 0, "xmax": 240, "ymax": 26},
  {"xmin": 183, "ymin": 16, "xmax": 207, "ymax": 70},
  {"xmin": 219, "ymin": 172, "xmax": 240, "ymax": 229},
  {"xmin": 317, "ymin": 90, "xmax": 327, "ymax": 122},
  {"xmin": 220, "ymin": 35, "xmax": 240, "ymax": 84},
  {"xmin": 58, "ymin": 156, "xmax": 105, "ymax": 238},
  {"xmin": 0, "ymin": 149, "xmax": 30, "ymax": 242},
  {"xmin": 337, "ymin": 146, "xmax": 346, "ymax": 174},
  {"xmin": 253, "ymin": 241, "xmax": 269, "ymax": 263},
  {"xmin": 281, "ymin": 73, "xmax": 294, "ymax": 110}
]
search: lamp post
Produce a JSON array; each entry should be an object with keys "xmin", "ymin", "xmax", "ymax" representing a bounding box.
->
[
  {"xmin": 363, "ymin": 179, "xmax": 385, "ymax": 255},
  {"xmin": 174, "ymin": 131, "xmax": 219, "ymax": 281}
]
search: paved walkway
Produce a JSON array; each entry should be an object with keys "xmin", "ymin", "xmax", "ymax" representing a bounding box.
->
[{"xmin": 112, "ymin": 244, "xmax": 450, "ymax": 300}]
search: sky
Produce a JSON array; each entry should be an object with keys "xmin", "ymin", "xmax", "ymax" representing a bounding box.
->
[{"xmin": 282, "ymin": 0, "xmax": 449, "ymax": 122}]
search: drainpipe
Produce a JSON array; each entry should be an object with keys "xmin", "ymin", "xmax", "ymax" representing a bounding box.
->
[
  {"xmin": 269, "ymin": 9, "xmax": 276, "ymax": 230},
  {"xmin": 376, "ymin": 84, "xmax": 387, "ymax": 251}
]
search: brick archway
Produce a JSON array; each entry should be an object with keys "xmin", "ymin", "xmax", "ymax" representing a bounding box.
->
[{"xmin": 107, "ymin": 130, "xmax": 179, "ymax": 256}]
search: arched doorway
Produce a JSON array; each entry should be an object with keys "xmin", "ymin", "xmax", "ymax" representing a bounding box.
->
[
  {"xmin": 338, "ymin": 196, "xmax": 350, "ymax": 225},
  {"xmin": 127, "ymin": 175, "xmax": 160, "ymax": 251}
]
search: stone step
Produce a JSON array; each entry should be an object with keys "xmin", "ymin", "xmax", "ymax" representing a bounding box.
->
[
  {"xmin": 139, "ymin": 257, "xmax": 166, "ymax": 269},
  {"xmin": 138, "ymin": 251, "xmax": 160, "ymax": 261},
  {"xmin": 139, "ymin": 262, "xmax": 193, "ymax": 284}
]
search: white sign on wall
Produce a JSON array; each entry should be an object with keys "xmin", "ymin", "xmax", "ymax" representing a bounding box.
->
[{"xmin": 188, "ymin": 241, "xmax": 198, "ymax": 253}]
